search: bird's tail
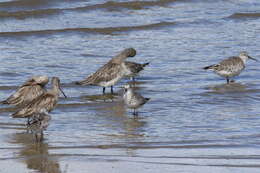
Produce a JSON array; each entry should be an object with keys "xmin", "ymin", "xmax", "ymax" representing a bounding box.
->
[
  {"xmin": 75, "ymin": 79, "xmax": 92, "ymax": 85},
  {"xmin": 145, "ymin": 98, "xmax": 150, "ymax": 102},
  {"xmin": 203, "ymin": 65, "xmax": 216, "ymax": 70},
  {"xmin": 75, "ymin": 81, "xmax": 84, "ymax": 85},
  {"xmin": 142, "ymin": 62, "xmax": 150, "ymax": 67},
  {"xmin": 0, "ymin": 100, "xmax": 8, "ymax": 104},
  {"xmin": 12, "ymin": 111, "xmax": 23, "ymax": 118}
]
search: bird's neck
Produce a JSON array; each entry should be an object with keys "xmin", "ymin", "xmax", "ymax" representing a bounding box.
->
[
  {"xmin": 125, "ymin": 89, "xmax": 134, "ymax": 97},
  {"xmin": 111, "ymin": 57, "xmax": 125, "ymax": 64},
  {"xmin": 111, "ymin": 52, "xmax": 128, "ymax": 64},
  {"xmin": 50, "ymin": 85, "xmax": 60, "ymax": 97},
  {"xmin": 239, "ymin": 55, "xmax": 248, "ymax": 64}
]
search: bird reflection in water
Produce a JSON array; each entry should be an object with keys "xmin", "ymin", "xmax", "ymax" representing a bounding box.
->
[
  {"xmin": 96, "ymin": 100, "xmax": 147, "ymax": 156},
  {"xmin": 205, "ymin": 82, "xmax": 248, "ymax": 94},
  {"xmin": 81, "ymin": 92, "xmax": 119, "ymax": 102},
  {"xmin": 10, "ymin": 133, "xmax": 62, "ymax": 173}
]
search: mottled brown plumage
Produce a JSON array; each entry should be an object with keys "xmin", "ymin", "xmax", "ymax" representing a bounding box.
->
[
  {"xmin": 28, "ymin": 113, "xmax": 51, "ymax": 142},
  {"xmin": 12, "ymin": 77, "xmax": 66, "ymax": 118},
  {"xmin": 76, "ymin": 48, "xmax": 137, "ymax": 94},
  {"xmin": 204, "ymin": 56, "xmax": 245, "ymax": 72},
  {"xmin": 203, "ymin": 52, "xmax": 256, "ymax": 83},
  {"xmin": 1, "ymin": 76, "xmax": 49, "ymax": 107},
  {"xmin": 76, "ymin": 62, "xmax": 122, "ymax": 86}
]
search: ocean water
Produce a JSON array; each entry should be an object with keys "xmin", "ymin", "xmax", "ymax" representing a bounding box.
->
[{"xmin": 0, "ymin": 0, "xmax": 260, "ymax": 172}]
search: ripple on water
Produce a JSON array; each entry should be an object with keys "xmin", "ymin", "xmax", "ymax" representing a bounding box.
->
[
  {"xmin": 227, "ymin": 13, "xmax": 260, "ymax": 20},
  {"xmin": 0, "ymin": 0, "xmax": 260, "ymax": 172}
]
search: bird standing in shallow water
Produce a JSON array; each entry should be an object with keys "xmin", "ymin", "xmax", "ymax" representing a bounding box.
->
[
  {"xmin": 76, "ymin": 48, "xmax": 137, "ymax": 94},
  {"xmin": 123, "ymin": 84, "xmax": 150, "ymax": 116},
  {"xmin": 1, "ymin": 76, "xmax": 49, "ymax": 107},
  {"xmin": 124, "ymin": 61, "xmax": 149, "ymax": 82},
  {"xmin": 203, "ymin": 51, "xmax": 257, "ymax": 84},
  {"xmin": 27, "ymin": 113, "xmax": 51, "ymax": 142},
  {"xmin": 12, "ymin": 77, "xmax": 66, "ymax": 126}
]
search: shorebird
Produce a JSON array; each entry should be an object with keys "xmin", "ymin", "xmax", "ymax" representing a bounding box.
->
[
  {"xmin": 27, "ymin": 113, "xmax": 51, "ymax": 142},
  {"xmin": 124, "ymin": 61, "xmax": 149, "ymax": 82},
  {"xmin": 76, "ymin": 48, "xmax": 137, "ymax": 94},
  {"xmin": 1, "ymin": 76, "xmax": 49, "ymax": 107},
  {"xmin": 12, "ymin": 77, "xmax": 66, "ymax": 124},
  {"xmin": 203, "ymin": 51, "xmax": 257, "ymax": 84},
  {"xmin": 123, "ymin": 84, "xmax": 150, "ymax": 116}
]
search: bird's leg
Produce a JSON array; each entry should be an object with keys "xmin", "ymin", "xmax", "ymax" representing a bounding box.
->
[
  {"xmin": 27, "ymin": 117, "xmax": 30, "ymax": 126},
  {"xmin": 103, "ymin": 87, "xmax": 106, "ymax": 94},
  {"xmin": 35, "ymin": 133, "xmax": 38, "ymax": 143},
  {"xmin": 111, "ymin": 86, "xmax": 113, "ymax": 94},
  {"xmin": 26, "ymin": 117, "xmax": 32, "ymax": 133},
  {"xmin": 40, "ymin": 131, "xmax": 44, "ymax": 142},
  {"xmin": 133, "ymin": 109, "xmax": 137, "ymax": 116},
  {"xmin": 226, "ymin": 78, "xmax": 230, "ymax": 84}
]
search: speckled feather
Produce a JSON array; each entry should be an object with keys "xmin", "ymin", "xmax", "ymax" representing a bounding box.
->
[
  {"xmin": 124, "ymin": 61, "xmax": 149, "ymax": 74},
  {"xmin": 123, "ymin": 88, "xmax": 150, "ymax": 109},
  {"xmin": 12, "ymin": 77, "xmax": 63, "ymax": 118},
  {"xmin": 28, "ymin": 113, "xmax": 51, "ymax": 132},
  {"xmin": 12, "ymin": 93, "xmax": 58, "ymax": 118},
  {"xmin": 76, "ymin": 48, "xmax": 137, "ymax": 87},
  {"xmin": 204, "ymin": 56, "xmax": 245, "ymax": 78},
  {"xmin": 213, "ymin": 57, "xmax": 244, "ymax": 71},
  {"xmin": 128, "ymin": 93, "xmax": 149, "ymax": 108},
  {"xmin": 76, "ymin": 61, "xmax": 122, "ymax": 86},
  {"xmin": 1, "ymin": 78, "xmax": 47, "ymax": 107}
]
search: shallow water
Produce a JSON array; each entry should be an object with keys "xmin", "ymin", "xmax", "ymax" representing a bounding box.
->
[{"xmin": 1, "ymin": 0, "xmax": 260, "ymax": 172}]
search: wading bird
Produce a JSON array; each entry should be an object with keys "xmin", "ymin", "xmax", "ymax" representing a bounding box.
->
[
  {"xmin": 76, "ymin": 48, "xmax": 137, "ymax": 94},
  {"xmin": 203, "ymin": 51, "xmax": 257, "ymax": 84}
]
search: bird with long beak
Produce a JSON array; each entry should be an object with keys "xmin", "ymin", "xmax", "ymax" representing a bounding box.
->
[
  {"xmin": 12, "ymin": 77, "xmax": 67, "ymax": 124},
  {"xmin": 1, "ymin": 76, "xmax": 49, "ymax": 107},
  {"xmin": 203, "ymin": 51, "xmax": 257, "ymax": 84}
]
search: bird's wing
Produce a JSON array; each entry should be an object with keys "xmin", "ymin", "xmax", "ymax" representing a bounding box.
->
[
  {"xmin": 217, "ymin": 56, "xmax": 244, "ymax": 71},
  {"xmin": 131, "ymin": 92, "xmax": 148, "ymax": 106},
  {"xmin": 76, "ymin": 62, "xmax": 121, "ymax": 85},
  {"xmin": 125, "ymin": 61, "xmax": 144, "ymax": 73},
  {"xmin": 21, "ymin": 78, "xmax": 36, "ymax": 87},
  {"xmin": 2, "ymin": 84, "xmax": 45, "ymax": 107},
  {"xmin": 12, "ymin": 93, "xmax": 57, "ymax": 118}
]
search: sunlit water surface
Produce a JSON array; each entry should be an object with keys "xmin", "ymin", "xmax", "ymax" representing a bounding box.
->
[{"xmin": 0, "ymin": 0, "xmax": 260, "ymax": 172}]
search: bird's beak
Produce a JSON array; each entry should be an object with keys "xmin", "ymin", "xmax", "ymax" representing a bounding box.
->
[
  {"xmin": 59, "ymin": 87, "xmax": 67, "ymax": 98},
  {"xmin": 248, "ymin": 56, "xmax": 258, "ymax": 61}
]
